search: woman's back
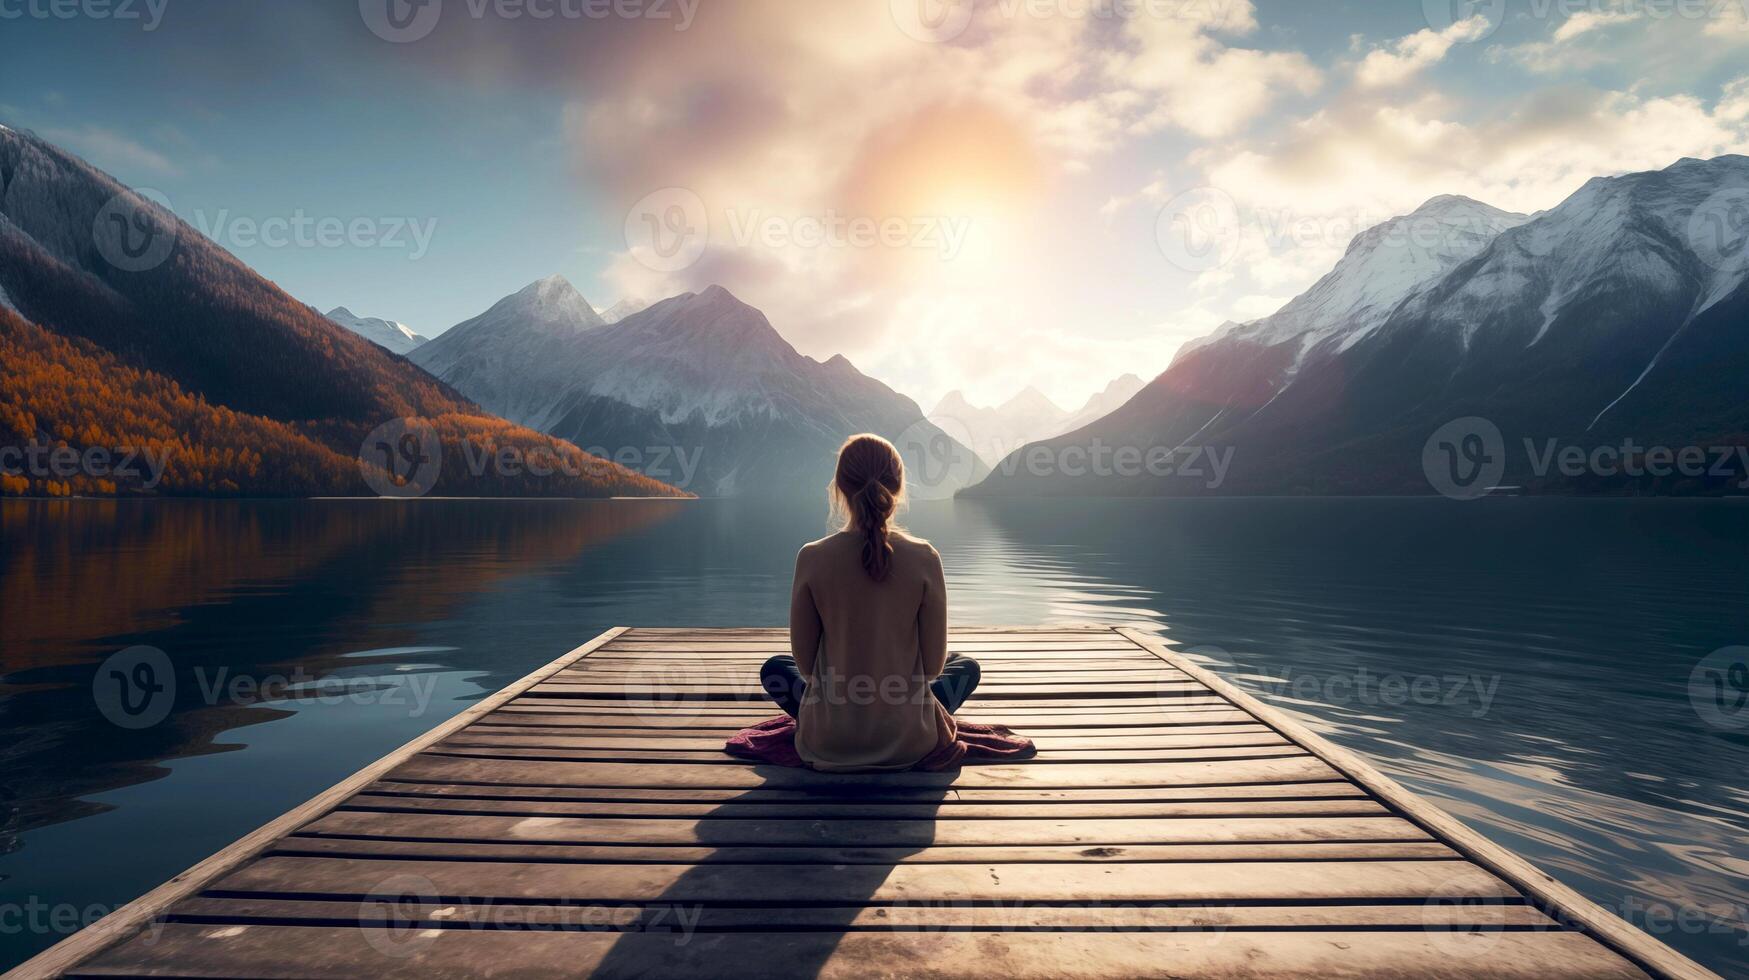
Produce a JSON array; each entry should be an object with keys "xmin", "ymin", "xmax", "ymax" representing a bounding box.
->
[{"xmin": 789, "ymin": 529, "xmax": 950, "ymax": 770}]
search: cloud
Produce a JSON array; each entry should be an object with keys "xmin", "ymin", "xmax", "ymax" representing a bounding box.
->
[
  {"xmin": 1098, "ymin": 171, "xmax": 1176, "ymax": 218},
  {"xmin": 1552, "ymin": 8, "xmax": 1644, "ymax": 42},
  {"xmin": 1178, "ymin": 74, "xmax": 1749, "ymax": 333},
  {"xmin": 1494, "ymin": 1, "xmax": 1749, "ymax": 74},
  {"xmin": 1111, "ymin": 9, "xmax": 1321, "ymax": 138},
  {"xmin": 1705, "ymin": 0, "xmax": 1749, "ymax": 35},
  {"xmin": 549, "ymin": 1, "xmax": 1322, "ymax": 403},
  {"xmin": 1353, "ymin": 15, "xmax": 1491, "ymax": 88}
]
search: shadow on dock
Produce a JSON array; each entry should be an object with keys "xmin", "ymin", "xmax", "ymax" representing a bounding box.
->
[{"xmin": 587, "ymin": 764, "xmax": 951, "ymax": 977}]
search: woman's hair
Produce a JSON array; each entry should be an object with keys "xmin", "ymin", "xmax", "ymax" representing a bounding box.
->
[{"xmin": 830, "ymin": 433, "xmax": 906, "ymax": 581}]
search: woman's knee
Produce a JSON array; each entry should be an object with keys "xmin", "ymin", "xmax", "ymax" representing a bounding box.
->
[{"xmin": 760, "ymin": 654, "xmax": 795, "ymax": 679}]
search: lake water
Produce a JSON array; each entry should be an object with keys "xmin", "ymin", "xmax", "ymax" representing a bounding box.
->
[{"xmin": 1, "ymin": 496, "xmax": 1746, "ymax": 973}]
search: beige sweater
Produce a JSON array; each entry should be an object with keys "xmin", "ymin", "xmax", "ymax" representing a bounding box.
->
[{"xmin": 789, "ymin": 530, "xmax": 954, "ymax": 771}]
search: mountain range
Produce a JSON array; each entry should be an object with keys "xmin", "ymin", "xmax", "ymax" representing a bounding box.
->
[
  {"xmin": 966, "ymin": 156, "xmax": 1749, "ymax": 496},
  {"xmin": 4, "ymin": 122, "xmax": 1743, "ymax": 500},
  {"xmin": 0, "ymin": 126, "xmax": 680, "ymax": 498},
  {"xmin": 325, "ymin": 306, "xmax": 427, "ymax": 355},
  {"xmin": 411, "ymin": 278, "xmax": 986, "ymax": 497},
  {"xmin": 930, "ymin": 375, "xmax": 1146, "ymax": 467}
]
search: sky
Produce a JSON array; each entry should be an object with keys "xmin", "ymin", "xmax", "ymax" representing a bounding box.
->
[{"xmin": 3, "ymin": 0, "xmax": 1748, "ymax": 412}]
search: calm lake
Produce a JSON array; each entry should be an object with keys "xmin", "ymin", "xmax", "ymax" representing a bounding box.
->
[{"xmin": 1, "ymin": 496, "xmax": 1746, "ymax": 973}]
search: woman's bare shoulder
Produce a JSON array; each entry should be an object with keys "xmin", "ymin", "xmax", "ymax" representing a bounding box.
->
[{"xmin": 890, "ymin": 530, "xmax": 940, "ymax": 559}]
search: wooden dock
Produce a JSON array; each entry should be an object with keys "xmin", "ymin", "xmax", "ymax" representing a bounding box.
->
[{"xmin": 12, "ymin": 626, "xmax": 1714, "ymax": 979}]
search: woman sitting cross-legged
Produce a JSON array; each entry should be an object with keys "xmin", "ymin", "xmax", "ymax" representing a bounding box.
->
[{"xmin": 759, "ymin": 433, "xmax": 981, "ymax": 772}]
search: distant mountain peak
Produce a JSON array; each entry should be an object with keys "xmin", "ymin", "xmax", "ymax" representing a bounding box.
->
[
  {"xmin": 492, "ymin": 275, "xmax": 605, "ymax": 330},
  {"xmin": 997, "ymin": 386, "xmax": 1065, "ymax": 422},
  {"xmin": 1410, "ymin": 193, "xmax": 1498, "ymax": 215},
  {"xmin": 931, "ymin": 389, "xmax": 976, "ymax": 416},
  {"xmin": 1179, "ymin": 194, "xmax": 1532, "ymax": 365},
  {"xmin": 678, "ymin": 283, "xmax": 754, "ymax": 314},
  {"xmin": 324, "ymin": 306, "xmax": 428, "ymax": 355},
  {"xmin": 413, "ymin": 282, "xmax": 984, "ymax": 495}
]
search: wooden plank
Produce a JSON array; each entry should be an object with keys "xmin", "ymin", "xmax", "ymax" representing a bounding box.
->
[
  {"xmin": 506, "ymin": 695, "xmax": 1234, "ymax": 708},
  {"xmin": 359, "ymin": 779, "xmax": 1374, "ymax": 805},
  {"xmin": 267, "ymin": 837, "xmax": 1464, "ymax": 866},
  {"xmin": 436, "ymin": 730, "xmax": 1288, "ymax": 750},
  {"xmin": 381, "ymin": 754, "xmax": 1347, "ymax": 789},
  {"xmin": 212, "ymin": 856, "xmax": 1496, "ymax": 903},
  {"xmin": 599, "ymin": 640, "xmax": 1145, "ymax": 650},
  {"xmin": 418, "ymin": 744, "xmax": 1313, "ymax": 764},
  {"xmin": 69, "ymin": 925, "xmax": 1648, "ymax": 980},
  {"xmin": 464, "ymin": 723, "xmax": 1276, "ymax": 740},
  {"xmin": 1117, "ymin": 627, "xmax": 1713, "ymax": 980},
  {"xmin": 4, "ymin": 628, "xmax": 633, "ymax": 980},
  {"xmin": 560, "ymin": 667, "xmax": 1193, "ymax": 681},
  {"xmin": 501, "ymin": 700, "xmax": 1241, "ymax": 715},
  {"xmin": 525, "ymin": 682, "xmax": 1214, "ymax": 697},
  {"xmin": 337, "ymin": 796, "xmax": 1392, "ymax": 820},
  {"xmin": 298, "ymin": 811, "xmax": 1430, "ymax": 847},
  {"xmin": 163, "ymin": 896, "xmax": 1558, "ymax": 931},
  {"xmin": 479, "ymin": 712, "xmax": 1262, "ymax": 731}
]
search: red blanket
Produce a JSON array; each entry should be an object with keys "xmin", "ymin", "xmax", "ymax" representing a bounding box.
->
[{"xmin": 724, "ymin": 716, "xmax": 1036, "ymax": 770}]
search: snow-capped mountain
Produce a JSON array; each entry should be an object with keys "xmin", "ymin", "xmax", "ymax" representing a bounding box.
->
[
  {"xmin": 413, "ymin": 280, "xmax": 985, "ymax": 496},
  {"xmin": 1178, "ymin": 196, "xmax": 1531, "ymax": 366},
  {"xmin": 410, "ymin": 275, "xmax": 610, "ymax": 425},
  {"xmin": 967, "ymin": 155, "xmax": 1749, "ymax": 496},
  {"xmin": 325, "ymin": 306, "xmax": 427, "ymax": 355}
]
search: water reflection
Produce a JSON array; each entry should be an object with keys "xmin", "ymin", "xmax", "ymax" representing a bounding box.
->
[{"xmin": 0, "ymin": 496, "xmax": 1746, "ymax": 973}]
